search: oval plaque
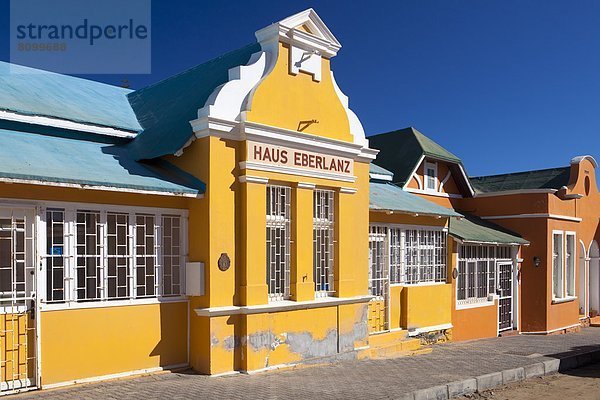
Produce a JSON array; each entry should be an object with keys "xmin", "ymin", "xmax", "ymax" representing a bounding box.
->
[{"xmin": 218, "ymin": 253, "xmax": 231, "ymax": 271}]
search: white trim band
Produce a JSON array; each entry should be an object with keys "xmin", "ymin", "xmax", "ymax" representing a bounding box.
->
[
  {"xmin": 240, "ymin": 161, "xmax": 356, "ymax": 183},
  {"xmin": 0, "ymin": 109, "xmax": 138, "ymax": 139},
  {"xmin": 194, "ymin": 295, "xmax": 373, "ymax": 317},
  {"xmin": 238, "ymin": 175, "xmax": 269, "ymax": 184}
]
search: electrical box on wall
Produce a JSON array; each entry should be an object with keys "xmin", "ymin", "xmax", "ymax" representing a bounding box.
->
[{"xmin": 185, "ymin": 262, "xmax": 205, "ymax": 296}]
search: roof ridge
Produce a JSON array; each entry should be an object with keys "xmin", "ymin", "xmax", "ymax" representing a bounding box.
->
[
  {"xmin": 130, "ymin": 42, "xmax": 258, "ymax": 97},
  {"xmin": 470, "ymin": 165, "xmax": 570, "ymax": 180}
]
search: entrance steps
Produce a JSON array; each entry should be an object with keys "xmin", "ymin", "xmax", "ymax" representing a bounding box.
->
[
  {"xmin": 590, "ymin": 316, "xmax": 600, "ymax": 327},
  {"xmin": 362, "ymin": 329, "xmax": 428, "ymax": 359}
]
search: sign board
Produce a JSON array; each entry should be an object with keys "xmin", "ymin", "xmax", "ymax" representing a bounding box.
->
[{"xmin": 247, "ymin": 141, "xmax": 354, "ymax": 178}]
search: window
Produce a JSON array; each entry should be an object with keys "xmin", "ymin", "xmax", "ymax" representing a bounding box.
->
[
  {"xmin": 368, "ymin": 226, "xmax": 388, "ymax": 297},
  {"xmin": 313, "ymin": 189, "xmax": 334, "ymax": 297},
  {"xmin": 566, "ymin": 233, "xmax": 575, "ymax": 297},
  {"xmin": 553, "ymin": 232, "xmax": 564, "ymax": 299},
  {"xmin": 457, "ymin": 245, "xmax": 512, "ymax": 305},
  {"xmin": 369, "ymin": 225, "xmax": 447, "ymax": 286},
  {"xmin": 266, "ymin": 185, "xmax": 291, "ymax": 301},
  {"xmin": 404, "ymin": 228, "xmax": 446, "ymax": 284},
  {"xmin": 44, "ymin": 206, "xmax": 185, "ymax": 305},
  {"xmin": 424, "ymin": 162, "xmax": 437, "ymax": 191},
  {"xmin": 553, "ymin": 231, "xmax": 576, "ymax": 300}
]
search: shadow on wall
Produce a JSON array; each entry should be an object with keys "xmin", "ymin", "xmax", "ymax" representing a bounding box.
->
[{"xmin": 149, "ymin": 302, "xmax": 189, "ymax": 369}]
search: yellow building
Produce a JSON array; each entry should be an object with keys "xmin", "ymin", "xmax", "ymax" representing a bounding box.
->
[{"xmin": 0, "ymin": 8, "xmax": 534, "ymax": 396}]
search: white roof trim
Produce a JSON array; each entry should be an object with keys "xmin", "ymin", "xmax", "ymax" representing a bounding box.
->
[
  {"xmin": 0, "ymin": 109, "xmax": 137, "ymax": 139},
  {"xmin": 0, "ymin": 177, "xmax": 201, "ymax": 198},
  {"xmin": 369, "ymin": 173, "xmax": 393, "ymax": 181},
  {"xmin": 571, "ymin": 155, "xmax": 598, "ymax": 168}
]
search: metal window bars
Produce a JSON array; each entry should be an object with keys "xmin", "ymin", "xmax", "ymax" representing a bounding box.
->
[
  {"xmin": 266, "ymin": 186, "xmax": 291, "ymax": 301},
  {"xmin": 44, "ymin": 208, "xmax": 184, "ymax": 304},
  {"xmin": 313, "ymin": 189, "xmax": 334, "ymax": 297},
  {"xmin": 457, "ymin": 245, "xmax": 512, "ymax": 304},
  {"xmin": 161, "ymin": 215, "xmax": 181, "ymax": 296}
]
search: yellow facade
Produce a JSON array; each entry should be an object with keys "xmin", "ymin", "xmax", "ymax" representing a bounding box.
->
[{"xmin": 40, "ymin": 302, "xmax": 188, "ymax": 385}]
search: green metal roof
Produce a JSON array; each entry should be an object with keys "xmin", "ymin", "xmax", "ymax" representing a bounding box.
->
[
  {"xmin": 368, "ymin": 127, "xmax": 463, "ymax": 186},
  {"xmin": 0, "ymin": 128, "xmax": 204, "ymax": 196},
  {"xmin": 469, "ymin": 167, "xmax": 570, "ymax": 194},
  {"xmin": 449, "ymin": 213, "xmax": 529, "ymax": 245},
  {"xmin": 0, "ymin": 61, "xmax": 142, "ymax": 133},
  {"xmin": 370, "ymin": 182, "xmax": 462, "ymax": 217},
  {"xmin": 127, "ymin": 43, "xmax": 260, "ymax": 160}
]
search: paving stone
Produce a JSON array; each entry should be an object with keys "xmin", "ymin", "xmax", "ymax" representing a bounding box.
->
[
  {"xmin": 543, "ymin": 359, "xmax": 560, "ymax": 374},
  {"xmin": 10, "ymin": 327, "xmax": 600, "ymax": 400}
]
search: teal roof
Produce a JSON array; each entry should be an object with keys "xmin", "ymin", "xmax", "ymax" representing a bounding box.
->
[
  {"xmin": 370, "ymin": 182, "xmax": 462, "ymax": 217},
  {"xmin": 470, "ymin": 167, "xmax": 571, "ymax": 194},
  {"xmin": 449, "ymin": 213, "xmax": 529, "ymax": 245},
  {"xmin": 369, "ymin": 163, "xmax": 394, "ymax": 179},
  {"xmin": 0, "ymin": 129, "xmax": 204, "ymax": 195},
  {"xmin": 0, "ymin": 62, "xmax": 141, "ymax": 133},
  {"xmin": 127, "ymin": 43, "xmax": 260, "ymax": 160},
  {"xmin": 368, "ymin": 127, "xmax": 465, "ymax": 186}
]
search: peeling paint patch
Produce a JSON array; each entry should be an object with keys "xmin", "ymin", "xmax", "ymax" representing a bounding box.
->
[
  {"xmin": 223, "ymin": 335, "xmax": 238, "ymax": 351},
  {"xmin": 287, "ymin": 329, "xmax": 338, "ymax": 359},
  {"xmin": 247, "ymin": 331, "xmax": 278, "ymax": 351},
  {"xmin": 211, "ymin": 336, "xmax": 220, "ymax": 347},
  {"xmin": 339, "ymin": 304, "xmax": 368, "ymax": 352}
]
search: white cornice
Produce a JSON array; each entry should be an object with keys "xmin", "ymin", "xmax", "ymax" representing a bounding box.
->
[
  {"xmin": 369, "ymin": 173, "xmax": 392, "ymax": 182},
  {"xmin": 238, "ymin": 175, "xmax": 269, "ymax": 184},
  {"xmin": 0, "ymin": 109, "xmax": 137, "ymax": 139},
  {"xmin": 339, "ymin": 187, "xmax": 357, "ymax": 194}
]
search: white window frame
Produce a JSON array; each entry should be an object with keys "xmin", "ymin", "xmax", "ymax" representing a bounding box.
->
[
  {"xmin": 552, "ymin": 230, "xmax": 577, "ymax": 301},
  {"xmin": 37, "ymin": 201, "xmax": 188, "ymax": 311},
  {"xmin": 369, "ymin": 224, "xmax": 447, "ymax": 287},
  {"xmin": 424, "ymin": 161, "xmax": 438, "ymax": 192},
  {"xmin": 456, "ymin": 245, "xmax": 513, "ymax": 308},
  {"xmin": 313, "ymin": 189, "xmax": 335, "ymax": 298},
  {"xmin": 266, "ymin": 185, "xmax": 292, "ymax": 302}
]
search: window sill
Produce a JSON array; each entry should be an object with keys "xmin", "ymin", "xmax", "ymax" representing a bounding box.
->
[
  {"xmin": 40, "ymin": 296, "xmax": 188, "ymax": 312},
  {"xmin": 551, "ymin": 296, "xmax": 577, "ymax": 305},
  {"xmin": 390, "ymin": 282, "xmax": 448, "ymax": 288},
  {"xmin": 194, "ymin": 295, "xmax": 373, "ymax": 317},
  {"xmin": 456, "ymin": 299, "xmax": 496, "ymax": 310}
]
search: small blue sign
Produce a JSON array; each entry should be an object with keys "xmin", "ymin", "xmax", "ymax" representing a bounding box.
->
[{"xmin": 51, "ymin": 246, "xmax": 63, "ymax": 256}]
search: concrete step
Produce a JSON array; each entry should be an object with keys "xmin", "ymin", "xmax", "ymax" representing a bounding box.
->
[
  {"xmin": 590, "ymin": 316, "xmax": 600, "ymax": 327},
  {"xmin": 368, "ymin": 329, "xmax": 409, "ymax": 347}
]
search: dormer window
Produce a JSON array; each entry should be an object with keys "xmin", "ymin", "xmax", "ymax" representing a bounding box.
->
[{"xmin": 424, "ymin": 161, "xmax": 438, "ymax": 191}]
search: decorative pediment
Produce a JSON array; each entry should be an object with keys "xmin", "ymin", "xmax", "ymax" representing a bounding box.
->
[{"xmin": 255, "ymin": 8, "xmax": 342, "ymax": 58}]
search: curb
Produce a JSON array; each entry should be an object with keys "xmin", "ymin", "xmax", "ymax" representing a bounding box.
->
[{"xmin": 405, "ymin": 348, "xmax": 600, "ymax": 400}]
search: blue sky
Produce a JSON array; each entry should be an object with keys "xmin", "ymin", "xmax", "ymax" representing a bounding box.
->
[{"xmin": 1, "ymin": 0, "xmax": 599, "ymax": 176}]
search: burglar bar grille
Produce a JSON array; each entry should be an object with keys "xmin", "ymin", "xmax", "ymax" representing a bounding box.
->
[
  {"xmin": 266, "ymin": 185, "xmax": 291, "ymax": 301},
  {"xmin": 75, "ymin": 211, "xmax": 102, "ymax": 301},
  {"xmin": 313, "ymin": 189, "xmax": 334, "ymax": 297}
]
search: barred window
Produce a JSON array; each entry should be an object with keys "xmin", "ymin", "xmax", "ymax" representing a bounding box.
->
[
  {"xmin": 369, "ymin": 225, "xmax": 447, "ymax": 285},
  {"xmin": 313, "ymin": 189, "xmax": 334, "ymax": 297},
  {"xmin": 457, "ymin": 245, "xmax": 512, "ymax": 304},
  {"xmin": 404, "ymin": 229, "xmax": 446, "ymax": 284},
  {"xmin": 368, "ymin": 226, "xmax": 388, "ymax": 297},
  {"xmin": 44, "ymin": 207, "xmax": 185, "ymax": 304},
  {"xmin": 266, "ymin": 185, "xmax": 291, "ymax": 301}
]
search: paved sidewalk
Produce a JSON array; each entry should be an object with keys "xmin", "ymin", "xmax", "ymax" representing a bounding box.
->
[{"xmin": 14, "ymin": 327, "xmax": 600, "ymax": 400}]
